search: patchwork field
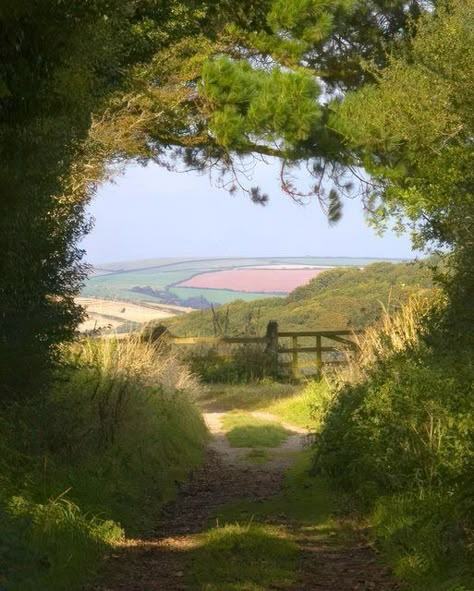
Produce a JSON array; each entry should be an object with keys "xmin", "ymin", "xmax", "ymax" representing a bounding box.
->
[
  {"xmin": 82, "ymin": 256, "xmax": 402, "ymax": 309},
  {"xmin": 178, "ymin": 268, "xmax": 327, "ymax": 293}
]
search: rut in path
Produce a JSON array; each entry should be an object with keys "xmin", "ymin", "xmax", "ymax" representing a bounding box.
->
[{"xmin": 90, "ymin": 411, "xmax": 399, "ymax": 591}]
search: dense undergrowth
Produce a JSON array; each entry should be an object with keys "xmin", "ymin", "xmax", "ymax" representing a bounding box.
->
[
  {"xmin": 310, "ymin": 297, "xmax": 474, "ymax": 590},
  {"xmin": 187, "ymin": 343, "xmax": 276, "ymax": 384},
  {"xmin": 0, "ymin": 338, "xmax": 208, "ymax": 591}
]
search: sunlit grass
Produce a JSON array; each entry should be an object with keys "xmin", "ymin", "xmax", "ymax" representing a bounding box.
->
[
  {"xmin": 262, "ymin": 386, "xmax": 323, "ymax": 429},
  {"xmin": 221, "ymin": 412, "xmax": 292, "ymax": 448},
  {"xmin": 197, "ymin": 382, "xmax": 299, "ymax": 412},
  {"xmin": 213, "ymin": 451, "xmax": 338, "ymax": 529},
  {"xmin": 198, "ymin": 380, "xmax": 329, "ymax": 430},
  {"xmin": 1, "ymin": 336, "xmax": 208, "ymax": 591},
  {"xmin": 199, "ymin": 451, "xmax": 347, "ymax": 590},
  {"xmin": 191, "ymin": 523, "xmax": 298, "ymax": 591}
]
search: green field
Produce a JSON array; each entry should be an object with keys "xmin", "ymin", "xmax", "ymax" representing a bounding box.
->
[
  {"xmin": 168, "ymin": 286, "xmax": 271, "ymax": 305},
  {"xmin": 83, "ymin": 256, "xmax": 403, "ymax": 308}
]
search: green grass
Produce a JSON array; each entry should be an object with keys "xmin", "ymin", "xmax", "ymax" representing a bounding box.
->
[
  {"xmin": 214, "ymin": 451, "xmax": 337, "ymax": 529},
  {"xmin": 197, "ymin": 382, "xmax": 300, "ymax": 412},
  {"xmin": 221, "ymin": 412, "xmax": 292, "ymax": 448},
  {"xmin": 191, "ymin": 523, "xmax": 298, "ymax": 591},
  {"xmin": 193, "ymin": 450, "xmax": 347, "ymax": 591},
  {"xmin": 263, "ymin": 388, "xmax": 316, "ymax": 429},
  {"xmin": 0, "ymin": 338, "xmax": 208, "ymax": 591}
]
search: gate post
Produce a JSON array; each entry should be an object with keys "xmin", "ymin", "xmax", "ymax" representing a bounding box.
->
[
  {"xmin": 292, "ymin": 335, "xmax": 299, "ymax": 381},
  {"xmin": 265, "ymin": 321, "xmax": 279, "ymax": 375},
  {"xmin": 316, "ymin": 334, "xmax": 323, "ymax": 381}
]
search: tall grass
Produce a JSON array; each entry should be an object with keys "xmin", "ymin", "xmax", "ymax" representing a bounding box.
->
[
  {"xmin": 186, "ymin": 343, "xmax": 278, "ymax": 383},
  {"xmin": 310, "ymin": 295, "xmax": 474, "ymax": 590},
  {"xmin": 341, "ymin": 294, "xmax": 436, "ymax": 382},
  {"xmin": 0, "ymin": 337, "xmax": 208, "ymax": 591}
]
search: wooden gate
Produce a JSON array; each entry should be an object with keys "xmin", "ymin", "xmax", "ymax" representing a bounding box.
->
[{"xmin": 170, "ymin": 321, "xmax": 361, "ymax": 380}]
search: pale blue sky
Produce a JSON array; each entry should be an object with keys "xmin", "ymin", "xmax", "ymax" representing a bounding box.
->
[{"xmin": 82, "ymin": 160, "xmax": 417, "ymax": 264}]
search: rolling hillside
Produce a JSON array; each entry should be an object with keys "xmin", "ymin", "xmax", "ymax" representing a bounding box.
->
[
  {"xmin": 162, "ymin": 260, "xmax": 434, "ymax": 336},
  {"xmin": 77, "ymin": 297, "xmax": 192, "ymax": 334}
]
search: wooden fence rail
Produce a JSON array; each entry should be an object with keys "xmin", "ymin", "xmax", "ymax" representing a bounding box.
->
[{"xmin": 169, "ymin": 321, "xmax": 361, "ymax": 380}]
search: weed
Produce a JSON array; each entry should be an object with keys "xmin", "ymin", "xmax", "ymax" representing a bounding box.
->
[
  {"xmin": 187, "ymin": 344, "xmax": 278, "ymax": 384},
  {"xmin": 312, "ymin": 297, "xmax": 474, "ymax": 588}
]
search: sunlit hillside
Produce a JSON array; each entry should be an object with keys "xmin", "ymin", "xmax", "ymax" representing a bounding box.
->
[{"xmin": 163, "ymin": 260, "xmax": 434, "ymax": 336}]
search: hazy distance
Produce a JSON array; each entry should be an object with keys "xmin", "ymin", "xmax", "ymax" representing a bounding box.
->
[{"xmin": 82, "ymin": 160, "xmax": 417, "ymax": 265}]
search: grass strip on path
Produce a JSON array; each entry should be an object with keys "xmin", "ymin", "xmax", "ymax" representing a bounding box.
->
[
  {"xmin": 221, "ymin": 411, "xmax": 293, "ymax": 448},
  {"xmin": 190, "ymin": 451, "xmax": 342, "ymax": 591},
  {"xmin": 191, "ymin": 523, "xmax": 298, "ymax": 591},
  {"xmin": 212, "ymin": 450, "xmax": 336, "ymax": 529}
]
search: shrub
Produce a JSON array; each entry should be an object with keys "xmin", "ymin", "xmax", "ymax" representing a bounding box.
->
[
  {"xmin": 186, "ymin": 344, "xmax": 279, "ymax": 383},
  {"xmin": 0, "ymin": 337, "xmax": 208, "ymax": 590}
]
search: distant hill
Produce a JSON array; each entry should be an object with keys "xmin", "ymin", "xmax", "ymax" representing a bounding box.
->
[
  {"xmin": 163, "ymin": 260, "xmax": 434, "ymax": 336},
  {"xmin": 83, "ymin": 256, "xmax": 407, "ymax": 308}
]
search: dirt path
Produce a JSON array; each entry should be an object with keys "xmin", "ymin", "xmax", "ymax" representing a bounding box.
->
[{"xmin": 89, "ymin": 411, "xmax": 399, "ymax": 591}]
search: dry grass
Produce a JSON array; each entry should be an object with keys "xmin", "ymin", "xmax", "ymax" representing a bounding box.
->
[
  {"xmin": 74, "ymin": 335, "xmax": 202, "ymax": 398},
  {"xmin": 2, "ymin": 335, "xmax": 208, "ymax": 591},
  {"xmin": 340, "ymin": 294, "xmax": 442, "ymax": 383}
]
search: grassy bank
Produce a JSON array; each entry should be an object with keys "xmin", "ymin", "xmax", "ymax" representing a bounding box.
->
[
  {"xmin": 164, "ymin": 261, "xmax": 434, "ymax": 336},
  {"xmin": 311, "ymin": 297, "xmax": 474, "ymax": 590},
  {"xmin": 0, "ymin": 338, "xmax": 208, "ymax": 591},
  {"xmin": 214, "ymin": 297, "xmax": 474, "ymax": 589}
]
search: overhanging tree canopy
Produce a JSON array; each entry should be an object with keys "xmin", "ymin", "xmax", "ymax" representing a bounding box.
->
[{"xmin": 4, "ymin": 0, "xmax": 471, "ymax": 401}]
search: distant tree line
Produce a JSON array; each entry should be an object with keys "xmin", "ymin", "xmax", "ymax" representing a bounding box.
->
[{"xmin": 130, "ymin": 286, "xmax": 213, "ymax": 309}]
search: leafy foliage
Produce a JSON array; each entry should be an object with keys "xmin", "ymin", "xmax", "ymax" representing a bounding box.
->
[
  {"xmin": 0, "ymin": 0, "xmax": 452, "ymax": 404},
  {"xmin": 187, "ymin": 344, "xmax": 278, "ymax": 384},
  {"xmin": 0, "ymin": 0, "xmax": 270, "ymax": 402},
  {"xmin": 201, "ymin": 57, "xmax": 321, "ymax": 152},
  {"xmin": 332, "ymin": 0, "xmax": 474, "ymax": 250}
]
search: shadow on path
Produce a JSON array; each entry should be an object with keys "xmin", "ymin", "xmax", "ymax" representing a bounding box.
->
[{"xmin": 88, "ymin": 412, "xmax": 399, "ymax": 591}]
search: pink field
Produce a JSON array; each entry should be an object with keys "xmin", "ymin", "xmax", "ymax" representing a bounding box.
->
[{"xmin": 177, "ymin": 268, "xmax": 327, "ymax": 294}]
